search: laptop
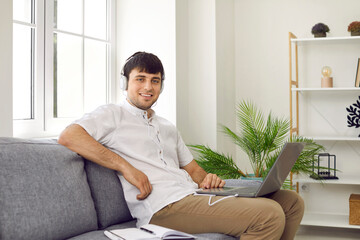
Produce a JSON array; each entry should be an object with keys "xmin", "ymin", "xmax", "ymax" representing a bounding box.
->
[{"xmin": 196, "ymin": 142, "xmax": 305, "ymax": 198}]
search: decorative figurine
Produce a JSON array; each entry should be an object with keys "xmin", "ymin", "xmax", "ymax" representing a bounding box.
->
[
  {"xmin": 348, "ymin": 21, "xmax": 360, "ymax": 36},
  {"xmin": 310, "ymin": 153, "xmax": 338, "ymax": 180},
  {"xmin": 346, "ymin": 96, "xmax": 360, "ymax": 137},
  {"xmin": 311, "ymin": 23, "xmax": 330, "ymax": 38}
]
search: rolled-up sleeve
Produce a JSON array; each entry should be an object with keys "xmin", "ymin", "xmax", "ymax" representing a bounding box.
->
[
  {"xmin": 73, "ymin": 104, "xmax": 117, "ymax": 142},
  {"xmin": 176, "ymin": 131, "xmax": 194, "ymax": 167}
]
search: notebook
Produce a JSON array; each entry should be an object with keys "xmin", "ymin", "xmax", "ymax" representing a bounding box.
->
[
  {"xmin": 195, "ymin": 142, "xmax": 305, "ymax": 197},
  {"xmin": 104, "ymin": 224, "xmax": 196, "ymax": 240}
]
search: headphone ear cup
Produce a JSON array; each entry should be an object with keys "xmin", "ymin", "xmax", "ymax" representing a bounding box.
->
[
  {"xmin": 160, "ymin": 81, "xmax": 164, "ymax": 93},
  {"xmin": 120, "ymin": 75, "xmax": 128, "ymax": 91}
]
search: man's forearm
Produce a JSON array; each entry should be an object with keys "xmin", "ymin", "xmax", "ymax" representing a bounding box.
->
[
  {"xmin": 58, "ymin": 124, "xmax": 129, "ymax": 172},
  {"xmin": 189, "ymin": 167, "xmax": 208, "ymax": 186},
  {"xmin": 182, "ymin": 160, "xmax": 225, "ymax": 189},
  {"xmin": 181, "ymin": 160, "xmax": 208, "ymax": 186}
]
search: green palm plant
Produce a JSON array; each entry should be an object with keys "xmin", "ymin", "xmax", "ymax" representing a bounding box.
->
[{"xmin": 189, "ymin": 100, "xmax": 325, "ymax": 182}]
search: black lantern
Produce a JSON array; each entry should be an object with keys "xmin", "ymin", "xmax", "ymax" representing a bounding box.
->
[{"xmin": 310, "ymin": 153, "xmax": 338, "ymax": 180}]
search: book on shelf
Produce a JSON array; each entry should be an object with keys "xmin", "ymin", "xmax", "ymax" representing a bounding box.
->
[
  {"xmin": 355, "ymin": 58, "xmax": 360, "ymax": 87},
  {"xmin": 104, "ymin": 224, "xmax": 197, "ymax": 240}
]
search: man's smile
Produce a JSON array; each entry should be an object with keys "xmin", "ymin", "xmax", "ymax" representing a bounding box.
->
[{"xmin": 140, "ymin": 93, "xmax": 153, "ymax": 97}]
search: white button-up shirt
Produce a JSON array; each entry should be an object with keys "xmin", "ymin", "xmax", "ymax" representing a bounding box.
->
[{"xmin": 74, "ymin": 100, "xmax": 198, "ymax": 226}]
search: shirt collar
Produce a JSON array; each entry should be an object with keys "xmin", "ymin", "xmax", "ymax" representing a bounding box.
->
[{"xmin": 123, "ymin": 99, "xmax": 155, "ymax": 119}]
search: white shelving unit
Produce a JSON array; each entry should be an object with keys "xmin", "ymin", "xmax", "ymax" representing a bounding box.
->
[
  {"xmin": 292, "ymin": 87, "xmax": 360, "ymax": 92},
  {"xmin": 291, "ymin": 35, "xmax": 360, "ymax": 46},
  {"xmin": 296, "ymin": 177, "xmax": 360, "ymax": 230},
  {"xmin": 289, "ymin": 32, "xmax": 360, "ymax": 230},
  {"xmin": 297, "ymin": 177, "xmax": 360, "ymax": 185},
  {"xmin": 301, "ymin": 212, "xmax": 359, "ymax": 229},
  {"xmin": 301, "ymin": 136, "xmax": 360, "ymax": 141}
]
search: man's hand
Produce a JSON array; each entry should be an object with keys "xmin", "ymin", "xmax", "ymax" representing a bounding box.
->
[
  {"xmin": 200, "ymin": 173, "xmax": 226, "ymax": 189},
  {"xmin": 122, "ymin": 165, "xmax": 152, "ymax": 200},
  {"xmin": 182, "ymin": 160, "xmax": 225, "ymax": 189}
]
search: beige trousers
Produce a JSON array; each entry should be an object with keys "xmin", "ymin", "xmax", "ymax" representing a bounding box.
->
[{"xmin": 150, "ymin": 190, "xmax": 304, "ymax": 240}]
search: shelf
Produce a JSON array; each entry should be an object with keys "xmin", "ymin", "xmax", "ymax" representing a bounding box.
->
[
  {"xmin": 301, "ymin": 136, "xmax": 360, "ymax": 141},
  {"xmin": 291, "ymin": 36, "xmax": 360, "ymax": 46},
  {"xmin": 296, "ymin": 177, "xmax": 360, "ymax": 185},
  {"xmin": 292, "ymin": 87, "xmax": 360, "ymax": 92},
  {"xmin": 301, "ymin": 212, "xmax": 360, "ymax": 229}
]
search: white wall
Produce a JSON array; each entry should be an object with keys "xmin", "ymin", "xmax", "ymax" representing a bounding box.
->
[
  {"xmin": 175, "ymin": 0, "xmax": 236, "ymax": 156},
  {"xmin": 116, "ymin": 0, "xmax": 176, "ymax": 125},
  {"xmin": 184, "ymin": 0, "xmax": 217, "ymax": 147},
  {"xmin": 0, "ymin": 0, "xmax": 13, "ymax": 137}
]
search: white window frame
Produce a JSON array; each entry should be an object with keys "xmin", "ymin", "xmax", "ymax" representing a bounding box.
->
[
  {"xmin": 13, "ymin": 0, "xmax": 45, "ymax": 138},
  {"xmin": 13, "ymin": 0, "xmax": 116, "ymax": 138}
]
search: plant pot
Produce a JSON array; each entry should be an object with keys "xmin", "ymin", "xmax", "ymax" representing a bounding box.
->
[
  {"xmin": 314, "ymin": 32, "xmax": 326, "ymax": 38},
  {"xmin": 240, "ymin": 174, "xmax": 263, "ymax": 181},
  {"xmin": 351, "ymin": 31, "xmax": 360, "ymax": 36}
]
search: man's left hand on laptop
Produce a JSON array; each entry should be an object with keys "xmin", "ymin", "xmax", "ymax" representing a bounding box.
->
[{"xmin": 200, "ymin": 173, "xmax": 225, "ymax": 189}]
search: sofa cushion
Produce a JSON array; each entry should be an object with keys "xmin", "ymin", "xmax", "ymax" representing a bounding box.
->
[
  {"xmin": 0, "ymin": 137, "xmax": 98, "ymax": 240},
  {"xmin": 68, "ymin": 220, "xmax": 137, "ymax": 240},
  {"xmin": 84, "ymin": 160, "xmax": 133, "ymax": 229}
]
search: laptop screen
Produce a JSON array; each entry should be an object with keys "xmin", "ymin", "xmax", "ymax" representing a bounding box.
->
[{"xmin": 255, "ymin": 142, "xmax": 304, "ymax": 197}]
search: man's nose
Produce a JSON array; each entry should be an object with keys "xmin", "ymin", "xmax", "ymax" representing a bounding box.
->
[{"xmin": 144, "ymin": 80, "xmax": 153, "ymax": 90}]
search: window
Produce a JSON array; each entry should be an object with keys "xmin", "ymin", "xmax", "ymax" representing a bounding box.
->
[
  {"xmin": 13, "ymin": 0, "xmax": 116, "ymax": 137},
  {"xmin": 13, "ymin": 0, "xmax": 37, "ymax": 120}
]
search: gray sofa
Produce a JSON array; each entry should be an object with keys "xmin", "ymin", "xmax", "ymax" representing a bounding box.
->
[{"xmin": 0, "ymin": 137, "xmax": 237, "ymax": 240}]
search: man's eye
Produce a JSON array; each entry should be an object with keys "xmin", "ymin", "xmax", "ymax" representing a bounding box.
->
[
  {"xmin": 152, "ymin": 80, "xmax": 160, "ymax": 84},
  {"xmin": 137, "ymin": 78, "xmax": 144, "ymax": 81}
]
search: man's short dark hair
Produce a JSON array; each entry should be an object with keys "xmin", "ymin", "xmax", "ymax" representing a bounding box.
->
[{"xmin": 122, "ymin": 52, "xmax": 165, "ymax": 81}]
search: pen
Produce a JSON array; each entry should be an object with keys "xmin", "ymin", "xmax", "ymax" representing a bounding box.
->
[{"xmin": 140, "ymin": 227, "xmax": 155, "ymax": 235}]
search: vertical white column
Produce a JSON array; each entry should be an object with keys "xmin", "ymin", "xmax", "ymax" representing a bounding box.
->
[
  {"xmin": 175, "ymin": 0, "xmax": 189, "ymax": 139},
  {"xmin": 215, "ymin": 0, "xmax": 236, "ymax": 156},
  {"xmin": 176, "ymin": 0, "xmax": 236, "ymax": 156},
  {"xmin": 177, "ymin": 0, "xmax": 217, "ymax": 148}
]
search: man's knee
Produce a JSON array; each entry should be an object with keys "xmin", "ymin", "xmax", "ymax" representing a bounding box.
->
[
  {"xmin": 269, "ymin": 203, "xmax": 286, "ymax": 233},
  {"xmin": 249, "ymin": 201, "xmax": 285, "ymax": 237},
  {"xmin": 294, "ymin": 191, "xmax": 305, "ymax": 214},
  {"xmin": 283, "ymin": 190, "xmax": 305, "ymax": 216},
  {"xmin": 241, "ymin": 201, "xmax": 285, "ymax": 239}
]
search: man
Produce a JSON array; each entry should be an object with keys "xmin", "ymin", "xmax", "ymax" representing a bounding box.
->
[{"xmin": 58, "ymin": 52, "xmax": 304, "ymax": 240}]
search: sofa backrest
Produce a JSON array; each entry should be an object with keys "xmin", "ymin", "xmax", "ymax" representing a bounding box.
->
[
  {"xmin": 84, "ymin": 159, "xmax": 133, "ymax": 229},
  {"xmin": 0, "ymin": 137, "xmax": 98, "ymax": 240}
]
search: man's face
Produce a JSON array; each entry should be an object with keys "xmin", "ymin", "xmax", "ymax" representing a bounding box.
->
[{"xmin": 126, "ymin": 68, "xmax": 162, "ymax": 110}]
